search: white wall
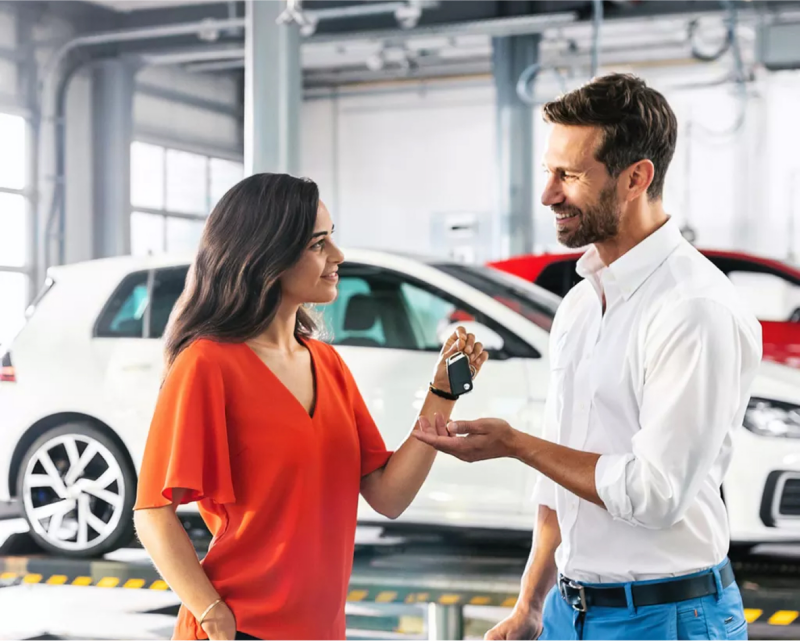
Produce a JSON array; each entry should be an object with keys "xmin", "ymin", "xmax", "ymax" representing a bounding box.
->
[{"xmin": 302, "ymin": 84, "xmax": 496, "ymax": 255}]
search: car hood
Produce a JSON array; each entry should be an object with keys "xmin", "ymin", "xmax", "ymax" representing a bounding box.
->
[{"xmin": 751, "ymin": 360, "xmax": 800, "ymax": 403}]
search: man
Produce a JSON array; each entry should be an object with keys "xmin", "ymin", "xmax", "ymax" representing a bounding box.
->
[{"xmin": 415, "ymin": 73, "xmax": 761, "ymax": 640}]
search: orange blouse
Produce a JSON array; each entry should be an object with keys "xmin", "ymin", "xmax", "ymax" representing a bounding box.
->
[{"xmin": 134, "ymin": 337, "xmax": 393, "ymax": 640}]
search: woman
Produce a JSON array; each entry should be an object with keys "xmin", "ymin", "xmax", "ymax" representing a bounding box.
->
[{"xmin": 133, "ymin": 173, "xmax": 488, "ymax": 641}]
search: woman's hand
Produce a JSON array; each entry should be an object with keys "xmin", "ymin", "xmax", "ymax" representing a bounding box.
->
[
  {"xmin": 200, "ymin": 600, "xmax": 237, "ymax": 641},
  {"xmin": 432, "ymin": 326, "xmax": 489, "ymax": 393}
]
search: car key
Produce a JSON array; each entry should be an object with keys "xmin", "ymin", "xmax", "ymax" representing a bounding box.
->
[{"xmin": 446, "ymin": 351, "xmax": 474, "ymax": 397}]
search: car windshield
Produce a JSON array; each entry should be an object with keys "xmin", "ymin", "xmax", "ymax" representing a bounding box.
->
[{"xmin": 432, "ymin": 262, "xmax": 560, "ymax": 332}]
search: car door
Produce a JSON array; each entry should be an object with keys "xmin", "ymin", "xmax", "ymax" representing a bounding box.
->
[
  {"xmin": 99, "ymin": 266, "xmax": 190, "ymax": 462},
  {"xmin": 320, "ymin": 263, "xmax": 534, "ymax": 525},
  {"xmin": 706, "ymin": 255, "xmax": 800, "ymax": 367}
]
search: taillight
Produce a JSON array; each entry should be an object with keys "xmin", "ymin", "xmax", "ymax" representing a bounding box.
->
[{"xmin": 1, "ymin": 351, "xmax": 15, "ymax": 382}]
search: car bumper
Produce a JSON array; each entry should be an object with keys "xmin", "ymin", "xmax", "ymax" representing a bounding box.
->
[{"xmin": 727, "ymin": 428, "xmax": 800, "ymax": 543}]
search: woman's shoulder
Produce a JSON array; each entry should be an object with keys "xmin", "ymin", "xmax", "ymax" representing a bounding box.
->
[{"xmin": 173, "ymin": 337, "xmax": 243, "ymax": 370}]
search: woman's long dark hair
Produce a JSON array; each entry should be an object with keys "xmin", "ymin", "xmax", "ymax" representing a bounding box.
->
[{"xmin": 164, "ymin": 173, "xmax": 320, "ymax": 368}]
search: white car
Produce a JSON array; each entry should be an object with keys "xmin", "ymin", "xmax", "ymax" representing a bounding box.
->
[{"xmin": 2, "ymin": 250, "xmax": 800, "ymax": 558}]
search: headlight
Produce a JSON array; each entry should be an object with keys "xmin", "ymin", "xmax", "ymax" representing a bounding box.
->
[{"xmin": 744, "ymin": 398, "xmax": 800, "ymax": 438}]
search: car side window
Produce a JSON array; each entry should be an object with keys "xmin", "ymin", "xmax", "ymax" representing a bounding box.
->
[
  {"xmin": 320, "ymin": 270, "xmax": 414, "ymax": 349},
  {"xmin": 321, "ymin": 275, "xmax": 388, "ymax": 347},
  {"xmin": 150, "ymin": 266, "xmax": 190, "ymax": 339},
  {"xmin": 320, "ymin": 265, "xmax": 532, "ymax": 358},
  {"xmin": 708, "ymin": 256, "xmax": 800, "ymax": 322},
  {"xmin": 95, "ymin": 271, "xmax": 150, "ymax": 338},
  {"xmin": 535, "ymin": 259, "xmax": 583, "ymax": 298}
]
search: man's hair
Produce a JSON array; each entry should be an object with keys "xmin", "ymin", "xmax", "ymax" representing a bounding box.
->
[{"xmin": 542, "ymin": 73, "xmax": 677, "ymax": 200}]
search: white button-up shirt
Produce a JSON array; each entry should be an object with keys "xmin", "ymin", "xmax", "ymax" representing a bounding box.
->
[{"xmin": 532, "ymin": 218, "xmax": 762, "ymax": 583}]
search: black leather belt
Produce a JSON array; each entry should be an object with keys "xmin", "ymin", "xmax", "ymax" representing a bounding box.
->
[{"xmin": 558, "ymin": 560, "xmax": 735, "ymax": 612}]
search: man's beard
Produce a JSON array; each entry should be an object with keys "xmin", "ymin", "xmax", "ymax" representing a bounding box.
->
[{"xmin": 553, "ymin": 184, "xmax": 620, "ymax": 249}]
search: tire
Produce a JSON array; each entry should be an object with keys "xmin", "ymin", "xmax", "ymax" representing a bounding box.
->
[{"xmin": 16, "ymin": 422, "xmax": 136, "ymax": 558}]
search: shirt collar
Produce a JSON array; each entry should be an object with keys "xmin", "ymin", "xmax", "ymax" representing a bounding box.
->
[{"xmin": 575, "ymin": 217, "xmax": 684, "ymax": 301}]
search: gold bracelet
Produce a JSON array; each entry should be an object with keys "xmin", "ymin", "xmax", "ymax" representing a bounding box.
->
[{"xmin": 198, "ymin": 598, "xmax": 223, "ymax": 626}]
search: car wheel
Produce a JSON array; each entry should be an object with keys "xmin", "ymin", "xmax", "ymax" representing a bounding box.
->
[{"xmin": 17, "ymin": 422, "xmax": 136, "ymax": 558}]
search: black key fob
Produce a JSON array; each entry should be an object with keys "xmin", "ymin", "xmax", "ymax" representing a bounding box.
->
[{"xmin": 447, "ymin": 352, "xmax": 474, "ymax": 397}]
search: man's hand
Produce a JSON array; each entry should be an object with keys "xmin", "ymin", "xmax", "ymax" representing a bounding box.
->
[
  {"xmin": 413, "ymin": 417, "xmax": 520, "ymax": 462},
  {"xmin": 485, "ymin": 607, "xmax": 542, "ymax": 640}
]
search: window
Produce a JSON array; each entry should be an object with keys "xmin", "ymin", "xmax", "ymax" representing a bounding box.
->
[
  {"xmin": 150, "ymin": 267, "xmax": 189, "ymax": 339},
  {"xmin": 95, "ymin": 267, "xmax": 189, "ymax": 339},
  {"xmin": 130, "ymin": 212, "xmax": 165, "ymax": 257},
  {"xmin": 433, "ymin": 262, "xmax": 558, "ymax": 335},
  {"xmin": 728, "ymin": 271, "xmax": 800, "ymax": 322},
  {"xmin": 0, "ymin": 272, "xmax": 28, "ymax": 347},
  {"xmin": 210, "ymin": 158, "xmax": 245, "ymax": 206},
  {"xmin": 166, "ymin": 149, "xmax": 208, "ymax": 214},
  {"xmin": 166, "ymin": 217, "xmax": 205, "ymax": 255},
  {"xmin": 320, "ymin": 264, "xmax": 530, "ymax": 358},
  {"xmin": 0, "ymin": 114, "xmax": 26, "ymax": 191},
  {"xmin": 322, "ymin": 276, "xmax": 387, "ymax": 347},
  {"xmin": 536, "ymin": 259, "xmax": 582, "ymax": 298},
  {"xmin": 130, "ymin": 141, "xmax": 243, "ymax": 257},
  {"xmin": 0, "ymin": 113, "xmax": 30, "ymax": 349},
  {"xmin": 706, "ymin": 255, "xmax": 800, "ymax": 322},
  {"xmin": 131, "ymin": 142, "xmax": 165, "ymax": 210},
  {"xmin": 96, "ymin": 272, "xmax": 150, "ymax": 338},
  {"xmin": 321, "ymin": 268, "xmax": 453, "ymax": 350},
  {"xmin": 400, "ymin": 282, "xmax": 459, "ymax": 351},
  {"xmin": 0, "ymin": 193, "xmax": 28, "ymax": 268}
]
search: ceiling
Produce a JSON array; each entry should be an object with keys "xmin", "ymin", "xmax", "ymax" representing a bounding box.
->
[{"xmin": 84, "ymin": 0, "xmax": 225, "ymax": 12}]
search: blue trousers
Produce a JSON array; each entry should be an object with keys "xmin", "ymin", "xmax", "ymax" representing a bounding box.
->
[{"xmin": 540, "ymin": 560, "xmax": 748, "ymax": 640}]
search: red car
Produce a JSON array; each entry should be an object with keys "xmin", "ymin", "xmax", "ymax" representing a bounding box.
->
[{"xmin": 489, "ymin": 250, "xmax": 800, "ymax": 368}]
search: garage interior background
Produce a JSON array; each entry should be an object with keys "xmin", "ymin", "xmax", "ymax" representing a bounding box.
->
[{"xmin": 2, "ymin": 0, "xmax": 800, "ymax": 347}]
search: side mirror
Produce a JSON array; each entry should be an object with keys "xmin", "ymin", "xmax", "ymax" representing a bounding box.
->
[{"xmin": 438, "ymin": 321, "xmax": 505, "ymax": 352}]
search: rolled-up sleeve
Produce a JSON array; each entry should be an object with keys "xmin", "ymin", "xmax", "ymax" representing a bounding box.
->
[{"xmin": 595, "ymin": 298, "xmax": 761, "ymax": 529}]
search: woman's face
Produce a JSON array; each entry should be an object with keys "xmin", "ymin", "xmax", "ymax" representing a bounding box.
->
[{"xmin": 280, "ymin": 201, "xmax": 344, "ymax": 306}]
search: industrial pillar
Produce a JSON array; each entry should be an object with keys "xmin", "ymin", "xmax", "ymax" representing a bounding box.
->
[
  {"xmin": 493, "ymin": 34, "xmax": 540, "ymax": 257},
  {"xmin": 91, "ymin": 58, "xmax": 135, "ymax": 258},
  {"xmin": 244, "ymin": 0, "xmax": 302, "ymax": 176}
]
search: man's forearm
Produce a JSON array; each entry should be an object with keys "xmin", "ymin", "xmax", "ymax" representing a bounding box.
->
[
  {"xmin": 517, "ymin": 505, "xmax": 561, "ymax": 615},
  {"xmin": 510, "ymin": 431, "xmax": 604, "ymax": 508}
]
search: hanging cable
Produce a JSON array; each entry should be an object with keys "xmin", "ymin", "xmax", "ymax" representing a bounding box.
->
[
  {"xmin": 691, "ymin": 0, "xmax": 749, "ymax": 141},
  {"xmin": 516, "ymin": 63, "xmax": 569, "ymax": 105}
]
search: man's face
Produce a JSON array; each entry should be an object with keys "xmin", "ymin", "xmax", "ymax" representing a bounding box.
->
[{"xmin": 541, "ymin": 125, "xmax": 621, "ymax": 249}]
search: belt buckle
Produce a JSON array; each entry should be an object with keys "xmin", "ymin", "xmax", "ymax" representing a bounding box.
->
[{"xmin": 560, "ymin": 577, "xmax": 587, "ymax": 613}]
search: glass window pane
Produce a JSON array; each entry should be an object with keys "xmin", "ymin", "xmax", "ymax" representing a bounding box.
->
[
  {"xmin": 0, "ymin": 113, "xmax": 26, "ymax": 190},
  {"xmin": 166, "ymin": 217, "xmax": 205, "ymax": 254},
  {"xmin": 400, "ymin": 282, "xmax": 458, "ymax": 350},
  {"xmin": 728, "ymin": 271, "xmax": 800, "ymax": 321},
  {"xmin": 321, "ymin": 276, "xmax": 387, "ymax": 347},
  {"xmin": 166, "ymin": 149, "xmax": 208, "ymax": 214},
  {"xmin": 209, "ymin": 158, "xmax": 243, "ymax": 210},
  {"xmin": 131, "ymin": 211, "xmax": 165, "ymax": 256},
  {"xmin": 96, "ymin": 272, "xmax": 149, "ymax": 338},
  {"xmin": 0, "ymin": 271, "xmax": 28, "ymax": 348},
  {"xmin": 131, "ymin": 142, "xmax": 165, "ymax": 210},
  {"xmin": 0, "ymin": 193, "xmax": 28, "ymax": 267},
  {"xmin": 150, "ymin": 266, "xmax": 189, "ymax": 339}
]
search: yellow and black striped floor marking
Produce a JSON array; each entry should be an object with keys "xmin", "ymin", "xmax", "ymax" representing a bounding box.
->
[{"xmin": 3, "ymin": 558, "xmax": 800, "ymax": 627}]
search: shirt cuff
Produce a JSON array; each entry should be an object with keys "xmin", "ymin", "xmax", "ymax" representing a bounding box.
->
[
  {"xmin": 531, "ymin": 473, "xmax": 557, "ymax": 510},
  {"xmin": 595, "ymin": 453, "xmax": 636, "ymax": 523}
]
